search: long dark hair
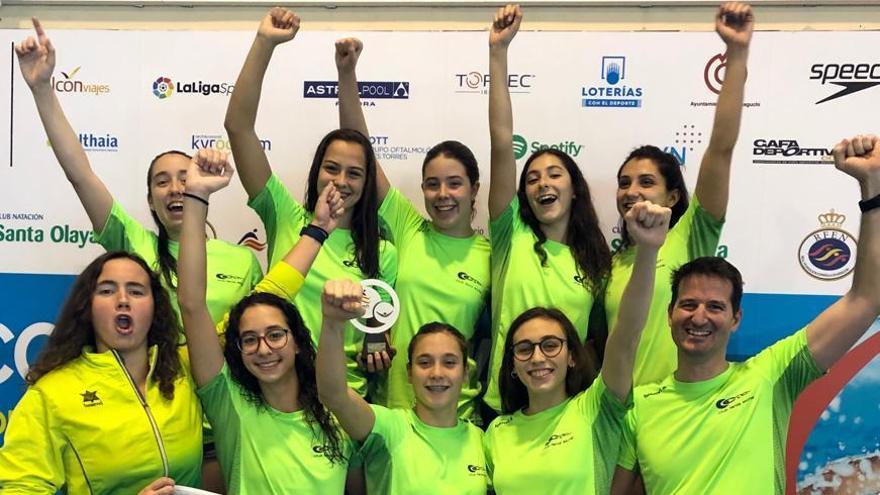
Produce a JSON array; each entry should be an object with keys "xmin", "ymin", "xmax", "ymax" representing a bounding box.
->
[
  {"xmin": 26, "ymin": 251, "xmax": 182, "ymax": 400},
  {"xmin": 224, "ymin": 292, "xmax": 346, "ymax": 464},
  {"xmin": 305, "ymin": 129, "xmax": 381, "ymax": 278},
  {"xmin": 147, "ymin": 150, "xmax": 192, "ymax": 290},
  {"xmin": 499, "ymin": 307, "xmax": 598, "ymax": 415},
  {"xmin": 616, "ymin": 145, "xmax": 689, "ymax": 250},
  {"xmin": 517, "ymin": 149, "xmax": 611, "ymax": 292}
]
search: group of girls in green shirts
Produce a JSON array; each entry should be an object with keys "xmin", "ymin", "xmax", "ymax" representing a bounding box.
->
[{"xmin": 0, "ymin": 1, "xmax": 753, "ymax": 494}]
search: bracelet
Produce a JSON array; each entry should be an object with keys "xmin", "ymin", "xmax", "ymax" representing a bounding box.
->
[
  {"xmin": 859, "ymin": 193, "xmax": 880, "ymax": 213},
  {"xmin": 182, "ymin": 192, "xmax": 209, "ymax": 207},
  {"xmin": 300, "ymin": 224, "xmax": 329, "ymax": 244}
]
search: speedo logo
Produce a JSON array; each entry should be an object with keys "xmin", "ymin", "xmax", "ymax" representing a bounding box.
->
[
  {"xmin": 810, "ymin": 63, "xmax": 880, "ymax": 104},
  {"xmin": 715, "ymin": 390, "xmax": 753, "ymax": 411}
]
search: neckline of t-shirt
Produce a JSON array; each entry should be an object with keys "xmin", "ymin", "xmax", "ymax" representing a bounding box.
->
[
  {"xmin": 515, "ymin": 395, "xmax": 571, "ymax": 420},
  {"xmin": 428, "ymin": 223, "xmax": 483, "ymax": 242},
  {"xmin": 409, "ymin": 409, "xmax": 466, "ymax": 433},
  {"xmin": 671, "ymin": 363, "xmax": 734, "ymax": 393}
]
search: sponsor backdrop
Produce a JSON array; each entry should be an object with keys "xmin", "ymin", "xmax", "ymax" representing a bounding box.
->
[{"xmin": 1, "ymin": 28, "xmax": 879, "ymax": 492}]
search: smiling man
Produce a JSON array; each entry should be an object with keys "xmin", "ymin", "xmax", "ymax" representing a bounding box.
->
[{"xmin": 610, "ymin": 134, "xmax": 880, "ymax": 495}]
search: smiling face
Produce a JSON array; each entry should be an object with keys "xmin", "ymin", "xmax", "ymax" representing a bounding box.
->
[
  {"xmin": 238, "ymin": 304, "xmax": 298, "ymax": 386},
  {"xmin": 408, "ymin": 332, "xmax": 466, "ymax": 413},
  {"xmin": 616, "ymin": 158, "xmax": 680, "ymax": 217},
  {"xmin": 669, "ymin": 274, "xmax": 741, "ymax": 362},
  {"xmin": 91, "ymin": 258, "xmax": 155, "ymax": 357},
  {"xmin": 148, "ymin": 152, "xmax": 190, "ymax": 236},
  {"xmin": 523, "ymin": 153, "xmax": 575, "ymax": 229},
  {"xmin": 421, "ymin": 155, "xmax": 478, "ymax": 236},
  {"xmin": 316, "ymin": 139, "xmax": 367, "ymax": 215},
  {"xmin": 511, "ymin": 316, "xmax": 573, "ymax": 404}
]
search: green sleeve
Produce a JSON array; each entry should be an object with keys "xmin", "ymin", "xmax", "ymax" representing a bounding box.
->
[
  {"xmin": 0, "ymin": 387, "xmax": 64, "ymax": 494},
  {"xmin": 196, "ymin": 365, "xmax": 243, "ymax": 453},
  {"xmin": 246, "ymin": 250, "xmax": 264, "ymax": 290},
  {"xmin": 753, "ymin": 328, "xmax": 824, "ymax": 401},
  {"xmin": 247, "ymin": 174, "xmax": 309, "ymax": 265},
  {"xmin": 482, "ymin": 423, "xmax": 495, "ymax": 480},
  {"xmin": 93, "ymin": 201, "xmax": 156, "ymax": 253},
  {"xmin": 360, "ymin": 405, "xmax": 407, "ymax": 460},
  {"xmin": 681, "ymin": 194, "xmax": 725, "ymax": 259},
  {"xmin": 379, "ymin": 240, "xmax": 398, "ymax": 287},
  {"xmin": 378, "ymin": 187, "xmax": 427, "ymax": 247},
  {"xmin": 617, "ymin": 409, "xmax": 638, "ymax": 471},
  {"xmin": 489, "ymin": 197, "xmax": 518, "ymax": 267},
  {"xmin": 576, "ymin": 375, "xmax": 632, "ymax": 490}
]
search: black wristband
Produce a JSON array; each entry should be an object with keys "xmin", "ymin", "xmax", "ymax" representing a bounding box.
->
[
  {"xmin": 300, "ymin": 224, "xmax": 329, "ymax": 244},
  {"xmin": 859, "ymin": 193, "xmax": 880, "ymax": 213},
  {"xmin": 182, "ymin": 192, "xmax": 209, "ymax": 207}
]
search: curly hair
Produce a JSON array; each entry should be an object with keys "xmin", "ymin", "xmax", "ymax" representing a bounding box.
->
[
  {"xmin": 224, "ymin": 292, "xmax": 347, "ymax": 465},
  {"xmin": 498, "ymin": 307, "xmax": 598, "ymax": 415},
  {"xmin": 517, "ymin": 149, "xmax": 611, "ymax": 292},
  {"xmin": 26, "ymin": 251, "xmax": 182, "ymax": 400}
]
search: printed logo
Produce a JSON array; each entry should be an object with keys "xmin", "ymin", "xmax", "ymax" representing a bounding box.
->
[
  {"xmin": 581, "ymin": 56, "xmax": 643, "ymax": 108},
  {"xmin": 456, "ymin": 271, "xmax": 484, "ymax": 293},
  {"xmin": 369, "ymin": 136, "xmax": 431, "ymax": 162},
  {"xmin": 52, "ymin": 66, "xmax": 111, "ymax": 95},
  {"xmin": 454, "ymin": 71, "xmax": 535, "ymax": 95},
  {"xmin": 543, "ymin": 432, "xmax": 574, "ymax": 449},
  {"xmin": 191, "ymin": 134, "xmax": 271, "ymax": 152},
  {"xmin": 715, "ymin": 390, "xmax": 753, "ymax": 413},
  {"xmin": 811, "ymin": 63, "xmax": 880, "ymax": 104},
  {"xmin": 467, "ymin": 465, "xmax": 488, "ymax": 477},
  {"xmin": 512, "ymin": 134, "xmax": 584, "ymax": 160},
  {"xmin": 237, "ymin": 229, "xmax": 266, "ymax": 252},
  {"xmin": 0, "ymin": 224, "xmax": 96, "ymax": 248},
  {"xmin": 691, "ymin": 54, "xmax": 759, "ymax": 108},
  {"xmin": 663, "ymin": 124, "xmax": 704, "ymax": 166},
  {"xmin": 798, "ymin": 210, "xmax": 858, "ymax": 280},
  {"xmin": 215, "ymin": 273, "xmax": 245, "ymax": 284},
  {"xmin": 752, "ymin": 139, "xmax": 832, "ymax": 165},
  {"xmin": 642, "ymin": 385, "xmax": 668, "ymax": 398},
  {"xmin": 303, "ymin": 81, "xmax": 410, "ymax": 100},
  {"xmin": 152, "ymin": 76, "xmax": 234, "ymax": 99},
  {"xmin": 343, "ymin": 260, "xmax": 358, "ymax": 269},
  {"xmin": 0, "ymin": 212, "xmax": 45, "ymax": 221},
  {"xmin": 312, "ymin": 444, "xmax": 332, "ymax": 458},
  {"xmin": 81, "ymin": 390, "xmax": 103, "ymax": 407}
]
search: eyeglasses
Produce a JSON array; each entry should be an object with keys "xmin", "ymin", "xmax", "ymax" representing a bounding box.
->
[
  {"xmin": 512, "ymin": 336, "xmax": 566, "ymax": 361},
  {"xmin": 236, "ymin": 327, "xmax": 290, "ymax": 355}
]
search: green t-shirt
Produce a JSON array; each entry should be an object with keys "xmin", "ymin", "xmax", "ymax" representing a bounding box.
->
[
  {"xmin": 378, "ymin": 187, "xmax": 490, "ymax": 418},
  {"xmin": 248, "ymin": 174, "xmax": 398, "ymax": 396},
  {"xmin": 94, "ymin": 201, "xmax": 263, "ymax": 326},
  {"xmin": 361, "ymin": 405, "xmax": 488, "ymax": 495},
  {"xmin": 605, "ymin": 195, "xmax": 724, "ymax": 386},
  {"xmin": 483, "ymin": 376, "xmax": 630, "ymax": 495},
  {"xmin": 486, "ymin": 197, "xmax": 596, "ymax": 411},
  {"xmin": 618, "ymin": 328, "xmax": 823, "ymax": 495},
  {"xmin": 197, "ymin": 364, "xmax": 354, "ymax": 495}
]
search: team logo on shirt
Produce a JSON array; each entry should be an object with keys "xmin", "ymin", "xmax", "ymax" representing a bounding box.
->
[
  {"xmin": 312, "ymin": 444, "xmax": 333, "ymax": 459},
  {"xmin": 457, "ymin": 271, "xmax": 484, "ymax": 293},
  {"xmin": 715, "ymin": 390, "xmax": 753, "ymax": 413},
  {"xmin": 543, "ymin": 432, "xmax": 574, "ymax": 449},
  {"xmin": 467, "ymin": 464, "xmax": 489, "ymax": 478},
  {"xmin": 81, "ymin": 390, "xmax": 103, "ymax": 407},
  {"xmin": 642, "ymin": 385, "xmax": 668, "ymax": 399},
  {"xmin": 493, "ymin": 416, "xmax": 514, "ymax": 428},
  {"xmin": 797, "ymin": 210, "xmax": 858, "ymax": 281},
  {"xmin": 343, "ymin": 260, "xmax": 359, "ymax": 269},
  {"xmin": 215, "ymin": 273, "xmax": 245, "ymax": 285}
]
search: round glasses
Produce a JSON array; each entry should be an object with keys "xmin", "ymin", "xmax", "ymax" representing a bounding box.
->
[
  {"xmin": 236, "ymin": 327, "xmax": 290, "ymax": 355},
  {"xmin": 512, "ymin": 336, "xmax": 566, "ymax": 361}
]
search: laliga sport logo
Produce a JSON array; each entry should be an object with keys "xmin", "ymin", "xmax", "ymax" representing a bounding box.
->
[
  {"xmin": 153, "ymin": 76, "xmax": 173, "ymax": 99},
  {"xmin": 704, "ymin": 53, "xmax": 726, "ymax": 94},
  {"xmin": 351, "ymin": 279, "xmax": 400, "ymax": 334},
  {"xmin": 798, "ymin": 210, "xmax": 858, "ymax": 280}
]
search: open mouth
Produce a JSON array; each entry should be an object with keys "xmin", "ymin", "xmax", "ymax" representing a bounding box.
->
[
  {"xmin": 527, "ymin": 368, "xmax": 553, "ymax": 378},
  {"xmin": 685, "ymin": 328, "xmax": 712, "ymax": 338},
  {"xmin": 425, "ymin": 384, "xmax": 451, "ymax": 393},
  {"xmin": 254, "ymin": 359, "xmax": 281, "ymax": 370},
  {"xmin": 115, "ymin": 314, "xmax": 133, "ymax": 334},
  {"xmin": 167, "ymin": 201, "xmax": 183, "ymax": 213},
  {"xmin": 537, "ymin": 194, "xmax": 557, "ymax": 206},
  {"xmin": 434, "ymin": 204, "xmax": 456, "ymax": 212}
]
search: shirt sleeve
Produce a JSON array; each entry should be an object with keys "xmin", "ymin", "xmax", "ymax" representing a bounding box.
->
[
  {"xmin": 379, "ymin": 240, "xmax": 398, "ymax": 288},
  {"xmin": 0, "ymin": 387, "xmax": 65, "ymax": 494},
  {"xmin": 675, "ymin": 194, "xmax": 725, "ymax": 260},
  {"xmin": 196, "ymin": 364, "xmax": 242, "ymax": 441},
  {"xmin": 93, "ymin": 201, "xmax": 155, "ymax": 253},
  {"xmin": 617, "ymin": 408, "xmax": 639, "ymax": 471},
  {"xmin": 359, "ymin": 405, "xmax": 407, "ymax": 460},
  {"xmin": 378, "ymin": 187, "xmax": 426, "ymax": 248},
  {"xmin": 751, "ymin": 327, "xmax": 824, "ymax": 402},
  {"xmin": 489, "ymin": 197, "xmax": 518, "ymax": 265},
  {"xmin": 247, "ymin": 174, "xmax": 309, "ymax": 265}
]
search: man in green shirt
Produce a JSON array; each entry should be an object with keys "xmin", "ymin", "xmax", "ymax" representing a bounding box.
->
[{"xmin": 612, "ymin": 134, "xmax": 880, "ymax": 495}]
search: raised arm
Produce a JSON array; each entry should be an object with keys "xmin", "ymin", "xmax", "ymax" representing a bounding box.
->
[
  {"xmin": 806, "ymin": 135, "xmax": 880, "ymax": 371},
  {"xmin": 488, "ymin": 4, "xmax": 522, "ymax": 219},
  {"xmin": 16, "ymin": 18, "xmax": 112, "ymax": 230},
  {"xmin": 603, "ymin": 202, "xmax": 671, "ymax": 401},
  {"xmin": 224, "ymin": 8, "xmax": 299, "ymax": 198},
  {"xmin": 693, "ymin": 2, "xmax": 754, "ymax": 220},
  {"xmin": 334, "ymin": 38, "xmax": 393, "ymax": 201},
  {"xmin": 177, "ymin": 149, "xmax": 234, "ymax": 386},
  {"xmin": 316, "ymin": 280, "xmax": 376, "ymax": 442}
]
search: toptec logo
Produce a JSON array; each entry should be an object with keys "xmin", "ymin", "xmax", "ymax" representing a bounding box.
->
[
  {"xmin": 811, "ymin": 62, "xmax": 880, "ymax": 104},
  {"xmin": 512, "ymin": 134, "xmax": 583, "ymax": 160},
  {"xmin": 454, "ymin": 72, "xmax": 535, "ymax": 95},
  {"xmin": 152, "ymin": 76, "xmax": 234, "ymax": 99},
  {"xmin": 303, "ymin": 81, "xmax": 410, "ymax": 99}
]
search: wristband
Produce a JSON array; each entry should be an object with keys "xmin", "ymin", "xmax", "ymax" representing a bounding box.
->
[
  {"xmin": 859, "ymin": 193, "xmax": 880, "ymax": 213},
  {"xmin": 300, "ymin": 224, "xmax": 329, "ymax": 244},
  {"xmin": 182, "ymin": 192, "xmax": 209, "ymax": 206}
]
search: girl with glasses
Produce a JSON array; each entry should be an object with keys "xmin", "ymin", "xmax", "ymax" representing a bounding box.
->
[
  {"xmin": 484, "ymin": 200, "xmax": 671, "ymax": 495},
  {"xmin": 176, "ymin": 150, "xmax": 362, "ymax": 494}
]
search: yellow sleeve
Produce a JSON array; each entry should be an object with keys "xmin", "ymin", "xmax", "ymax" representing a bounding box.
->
[
  {"xmin": 214, "ymin": 261, "xmax": 306, "ymax": 335},
  {"xmin": 0, "ymin": 387, "xmax": 65, "ymax": 494}
]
